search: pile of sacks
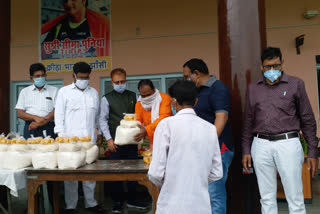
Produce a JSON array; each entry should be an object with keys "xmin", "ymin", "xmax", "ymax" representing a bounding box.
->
[
  {"xmin": 0, "ymin": 134, "xmax": 99, "ymax": 170},
  {"xmin": 114, "ymin": 114, "xmax": 144, "ymax": 145}
]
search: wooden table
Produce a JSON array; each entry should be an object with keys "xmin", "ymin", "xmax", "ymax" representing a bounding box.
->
[{"xmin": 26, "ymin": 160, "xmax": 160, "ymax": 214}]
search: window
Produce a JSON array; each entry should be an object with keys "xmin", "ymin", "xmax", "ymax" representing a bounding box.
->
[{"xmin": 100, "ymin": 73, "xmax": 183, "ymax": 96}]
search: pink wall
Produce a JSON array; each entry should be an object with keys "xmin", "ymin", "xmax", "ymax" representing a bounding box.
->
[
  {"xmin": 10, "ymin": 0, "xmax": 219, "ymax": 90},
  {"xmin": 10, "ymin": 0, "xmax": 320, "ymax": 131}
]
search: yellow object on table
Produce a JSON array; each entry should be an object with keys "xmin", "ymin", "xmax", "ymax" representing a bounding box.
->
[{"xmin": 142, "ymin": 151, "xmax": 152, "ymax": 164}]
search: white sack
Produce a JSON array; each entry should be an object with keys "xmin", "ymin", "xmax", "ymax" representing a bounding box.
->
[
  {"xmin": 36, "ymin": 143, "xmax": 59, "ymax": 152},
  {"xmin": 8, "ymin": 144, "xmax": 29, "ymax": 152},
  {"xmin": 59, "ymin": 143, "xmax": 81, "ymax": 152},
  {"xmin": 120, "ymin": 120, "xmax": 141, "ymax": 128},
  {"xmin": 86, "ymin": 145, "xmax": 99, "ymax": 164},
  {"xmin": 32, "ymin": 152, "xmax": 57, "ymax": 169},
  {"xmin": 114, "ymin": 126, "xmax": 143, "ymax": 145},
  {"xmin": 81, "ymin": 142, "xmax": 94, "ymax": 151},
  {"xmin": 0, "ymin": 152, "xmax": 32, "ymax": 169},
  {"xmin": 57, "ymin": 151, "xmax": 86, "ymax": 169},
  {"xmin": 0, "ymin": 144, "xmax": 8, "ymax": 152}
]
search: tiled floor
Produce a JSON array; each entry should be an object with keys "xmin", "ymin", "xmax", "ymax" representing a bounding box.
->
[{"xmin": 6, "ymin": 173, "xmax": 320, "ymax": 214}]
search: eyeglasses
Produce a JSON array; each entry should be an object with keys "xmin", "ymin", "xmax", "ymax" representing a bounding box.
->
[
  {"xmin": 113, "ymin": 80, "xmax": 127, "ymax": 85},
  {"xmin": 262, "ymin": 64, "xmax": 282, "ymax": 70}
]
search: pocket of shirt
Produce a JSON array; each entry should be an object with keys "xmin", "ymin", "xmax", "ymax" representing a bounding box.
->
[
  {"xmin": 44, "ymin": 99, "xmax": 54, "ymax": 112},
  {"xmin": 278, "ymin": 96, "xmax": 295, "ymax": 116},
  {"xmin": 86, "ymin": 97, "xmax": 98, "ymax": 110}
]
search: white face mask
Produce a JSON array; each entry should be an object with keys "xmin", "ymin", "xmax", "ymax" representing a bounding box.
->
[
  {"xmin": 74, "ymin": 74, "xmax": 89, "ymax": 90},
  {"xmin": 140, "ymin": 92, "xmax": 157, "ymax": 110}
]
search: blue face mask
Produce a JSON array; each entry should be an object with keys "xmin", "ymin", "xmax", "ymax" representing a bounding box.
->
[
  {"xmin": 263, "ymin": 69, "xmax": 282, "ymax": 82},
  {"xmin": 171, "ymin": 106, "xmax": 176, "ymax": 115},
  {"xmin": 33, "ymin": 77, "xmax": 46, "ymax": 88},
  {"xmin": 113, "ymin": 83, "xmax": 126, "ymax": 93}
]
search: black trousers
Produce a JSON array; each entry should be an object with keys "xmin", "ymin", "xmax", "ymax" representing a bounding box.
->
[
  {"xmin": 109, "ymin": 144, "xmax": 138, "ymax": 203},
  {"xmin": 23, "ymin": 121, "xmax": 56, "ymax": 139}
]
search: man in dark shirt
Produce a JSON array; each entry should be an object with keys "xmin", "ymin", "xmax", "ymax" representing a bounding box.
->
[
  {"xmin": 183, "ymin": 59, "xmax": 233, "ymax": 214},
  {"xmin": 242, "ymin": 47, "xmax": 318, "ymax": 214}
]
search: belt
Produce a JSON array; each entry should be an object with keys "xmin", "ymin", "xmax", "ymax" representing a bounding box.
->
[{"xmin": 255, "ymin": 132, "xmax": 299, "ymax": 141}]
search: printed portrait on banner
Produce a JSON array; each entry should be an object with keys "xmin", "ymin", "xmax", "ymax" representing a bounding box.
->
[{"xmin": 40, "ymin": 0, "xmax": 111, "ymax": 73}]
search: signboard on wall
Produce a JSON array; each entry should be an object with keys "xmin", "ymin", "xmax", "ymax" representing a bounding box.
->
[{"xmin": 40, "ymin": 0, "xmax": 111, "ymax": 73}]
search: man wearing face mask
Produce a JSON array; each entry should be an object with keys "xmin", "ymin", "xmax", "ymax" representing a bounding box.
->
[
  {"xmin": 148, "ymin": 80, "xmax": 223, "ymax": 214},
  {"xmin": 99, "ymin": 68, "xmax": 147, "ymax": 212},
  {"xmin": 242, "ymin": 47, "xmax": 318, "ymax": 214},
  {"xmin": 183, "ymin": 58, "xmax": 233, "ymax": 214},
  {"xmin": 16, "ymin": 63, "xmax": 58, "ymax": 139},
  {"xmin": 134, "ymin": 79, "xmax": 172, "ymax": 150},
  {"xmin": 54, "ymin": 62, "xmax": 104, "ymax": 213}
]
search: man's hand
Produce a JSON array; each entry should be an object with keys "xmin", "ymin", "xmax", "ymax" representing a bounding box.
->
[
  {"xmin": 29, "ymin": 122, "xmax": 39, "ymax": 130},
  {"xmin": 242, "ymin": 154, "xmax": 252, "ymax": 173},
  {"xmin": 107, "ymin": 139, "xmax": 117, "ymax": 153},
  {"xmin": 307, "ymin": 158, "xmax": 318, "ymax": 178},
  {"xmin": 97, "ymin": 135, "xmax": 103, "ymax": 146},
  {"xmin": 33, "ymin": 116, "xmax": 47, "ymax": 126},
  {"xmin": 134, "ymin": 124, "xmax": 147, "ymax": 142}
]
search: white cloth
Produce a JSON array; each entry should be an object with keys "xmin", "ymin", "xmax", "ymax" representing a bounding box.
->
[
  {"xmin": 54, "ymin": 83, "xmax": 100, "ymax": 143},
  {"xmin": 138, "ymin": 89, "xmax": 162, "ymax": 122},
  {"xmin": 15, "ymin": 84, "xmax": 58, "ymax": 117},
  {"xmin": 0, "ymin": 168, "xmax": 27, "ymax": 197},
  {"xmin": 54, "ymin": 83, "xmax": 99, "ymax": 209},
  {"xmin": 64, "ymin": 181, "xmax": 97, "ymax": 209},
  {"xmin": 251, "ymin": 136, "xmax": 306, "ymax": 214},
  {"xmin": 148, "ymin": 108, "xmax": 222, "ymax": 214},
  {"xmin": 99, "ymin": 97, "xmax": 112, "ymax": 141}
]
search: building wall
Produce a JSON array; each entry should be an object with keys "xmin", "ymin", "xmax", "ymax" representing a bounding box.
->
[
  {"xmin": 10, "ymin": 0, "xmax": 320, "ymax": 130},
  {"xmin": 10, "ymin": 0, "xmax": 219, "ymax": 89}
]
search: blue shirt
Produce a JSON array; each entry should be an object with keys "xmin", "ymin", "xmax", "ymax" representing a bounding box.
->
[{"xmin": 194, "ymin": 76, "xmax": 233, "ymax": 151}]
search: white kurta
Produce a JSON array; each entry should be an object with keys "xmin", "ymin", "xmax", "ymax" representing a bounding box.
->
[
  {"xmin": 54, "ymin": 83, "xmax": 99, "ymax": 209},
  {"xmin": 54, "ymin": 83, "xmax": 100, "ymax": 143},
  {"xmin": 148, "ymin": 108, "xmax": 223, "ymax": 214}
]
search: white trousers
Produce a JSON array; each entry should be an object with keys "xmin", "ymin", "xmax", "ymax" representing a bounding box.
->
[
  {"xmin": 251, "ymin": 137, "xmax": 306, "ymax": 214},
  {"xmin": 64, "ymin": 181, "xmax": 97, "ymax": 209}
]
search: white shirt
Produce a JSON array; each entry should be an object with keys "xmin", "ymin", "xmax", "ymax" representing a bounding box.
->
[
  {"xmin": 148, "ymin": 108, "xmax": 223, "ymax": 214},
  {"xmin": 99, "ymin": 97, "xmax": 112, "ymax": 141},
  {"xmin": 54, "ymin": 83, "xmax": 100, "ymax": 143},
  {"xmin": 15, "ymin": 84, "xmax": 58, "ymax": 117}
]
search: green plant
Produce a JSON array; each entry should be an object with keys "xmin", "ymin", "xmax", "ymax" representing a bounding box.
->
[
  {"xmin": 300, "ymin": 135, "xmax": 308, "ymax": 155},
  {"xmin": 300, "ymin": 135, "xmax": 320, "ymax": 157}
]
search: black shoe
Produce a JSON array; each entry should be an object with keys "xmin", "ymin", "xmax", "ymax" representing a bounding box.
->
[
  {"xmin": 127, "ymin": 200, "xmax": 148, "ymax": 210},
  {"xmin": 86, "ymin": 204, "xmax": 106, "ymax": 213},
  {"xmin": 112, "ymin": 202, "xmax": 123, "ymax": 213}
]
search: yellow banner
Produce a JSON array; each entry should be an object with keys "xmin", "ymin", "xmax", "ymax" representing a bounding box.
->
[{"xmin": 42, "ymin": 56, "xmax": 111, "ymax": 73}]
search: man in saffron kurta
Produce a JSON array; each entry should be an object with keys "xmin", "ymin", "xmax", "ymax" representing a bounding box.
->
[{"xmin": 134, "ymin": 80, "xmax": 172, "ymax": 148}]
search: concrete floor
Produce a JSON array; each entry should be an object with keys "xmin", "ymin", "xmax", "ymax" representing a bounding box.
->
[{"xmin": 5, "ymin": 173, "xmax": 320, "ymax": 214}]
